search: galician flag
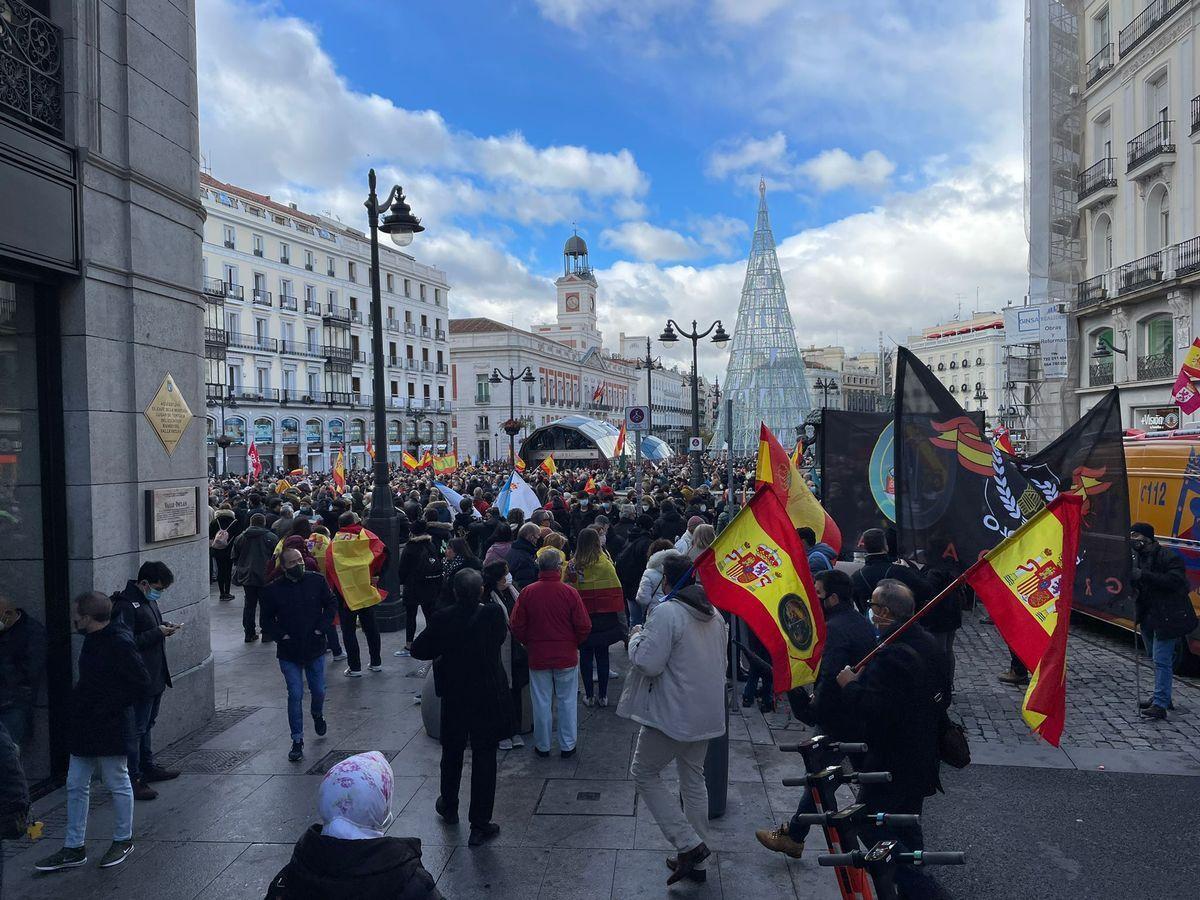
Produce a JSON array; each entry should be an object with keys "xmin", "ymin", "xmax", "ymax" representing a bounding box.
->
[
  {"xmin": 964, "ymin": 493, "xmax": 1083, "ymax": 745},
  {"xmin": 695, "ymin": 487, "xmax": 826, "ymax": 692},
  {"xmin": 498, "ymin": 471, "xmax": 542, "ymax": 519},
  {"xmin": 755, "ymin": 422, "xmax": 842, "ymax": 555},
  {"xmin": 435, "ymin": 481, "xmax": 480, "ymax": 518}
]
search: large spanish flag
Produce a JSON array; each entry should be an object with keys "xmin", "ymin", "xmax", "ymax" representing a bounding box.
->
[
  {"xmin": 615, "ymin": 419, "xmax": 627, "ymax": 457},
  {"xmin": 515, "ymin": 456, "xmax": 527, "ymax": 473},
  {"xmin": 540, "ymin": 454, "xmax": 557, "ymax": 476},
  {"xmin": 965, "ymin": 493, "xmax": 1082, "ymax": 746},
  {"xmin": 332, "ymin": 450, "xmax": 346, "ymax": 492},
  {"xmin": 695, "ymin": 487, "xmax": 826, "ymax": 692},
  {"xmin": 432, "ymin": 453, "xmax": 458, "ymax": 476},
  {"xmin": 402, "ymin": 451, "xmax": 420, "ymax": 471},
  {"xmin": 755, "ymin": 423, "xmax": 842, "ymax": 555},
  {"xmin": 326, "ymin": 526, "xmax": 387, "ymax": 611}
]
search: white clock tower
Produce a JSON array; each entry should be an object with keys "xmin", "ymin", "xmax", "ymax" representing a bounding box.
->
[{"xmin": 539, "ymin": 230, "xmax": 603, "ymax": 352}]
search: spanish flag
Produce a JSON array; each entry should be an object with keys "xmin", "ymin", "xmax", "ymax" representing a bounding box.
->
[
  {"xmin": 789, "ymin": 440, "xmax": 801, "ymax": 468},
  {"xmin": 965, "ymin": 493, "xmax": 1083, "ymax": 745},
  {"xmin": 615, "ymin": 419, "xmax": 627, "ymax": 457},
  {"xmin": 755, "ymin": 423, "xmax": 842, "ymax": 555},
  {"xmin": 419, "ymin": 450, "xmax": 433, "ymax": 470},
  {"xmin": 515, "ymin": 456, "xmax": 527, "ymax": 473},
  {"xmin": 289, "ymin": 467, "xmax": 306, "ymax": 477},
  {"xmin": 332, "ymin": 450, "xmax": 346, "ymax": 492},
  {"xmin": 695, "ymin": 487, "xmax": 826, "ymax": 692},
  {"xmin": 540, "ymin": 454, "xmax": 557, "ymax": 476},
  {"xmin": 583, "ymin": 476, "xmax": 596, "ymax": 494},
  {"xmin": 432, "ymin": 453, "xmax": 458, "ymax": 476},
  {"xmin": 326, "ymin": 526, "xmax": 386, "ymax": 611},
  {"xmin": 365, "ymin": 437, "xmax": 375, "ymax": 461},
  {"xmin": 402, "ymin": 451, "xmax": 420, "ymax": 471}
]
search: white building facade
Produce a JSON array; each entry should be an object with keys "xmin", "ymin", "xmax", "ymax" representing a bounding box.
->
[
  {"xmin": 1073, "ymin": 0, "xmax": 1200, "ymax": 427},
  {"xmin": 906, "ymin": 312, "xmax": 1007, "ymax": 421},
  {"xmin": 200, "ymin": 175, "xmax": 452, "ymax": 473},
  {"xmin": 450, "ymin": 236, "xmax": 638, "ymax": 462}
]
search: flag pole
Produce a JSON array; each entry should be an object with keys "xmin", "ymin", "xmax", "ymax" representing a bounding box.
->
[{"xmin": 851, "ymin": 559, "xmax": 986, "ymax": 673}]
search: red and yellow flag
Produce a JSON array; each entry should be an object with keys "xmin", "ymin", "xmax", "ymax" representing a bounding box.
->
[
  {"xmin": 401, "ymin": 451, "xmax": 420, "ymax": 471},
  {"xmin": 991, "ymin": 425, "xmax": 1016, "ymax": 457},
  {"xmin": 515, "ymin": 456, "xmax": 527, "ymax": 473},
  {"xmin": 789, "ymin": 440, "xmax": 801, "ymax": 467},
  {"xmin": 584, "ymin": 476, "xmax": 596, "ymax": 494},
  {"xmin": 695, "ymin": 487, "xmax": 826, "ymax": 692},
  {"xmin": 755, "ymin": 422, "xmax": 842, "ymax": 555},
  {"xmin": 965, "ymin": 494, "xmax": 1083, "ymax": 746},
  {"xmin": 419, "ymin": 450, "xmax": 433, "ymax": 470},
  {"xmin": 332, "ymin": 450, "xmax": 346, "ymax": 492},
  {"xmin": 931, "ymin": 416, "xmax": 994, "ymax": 477},
  {"xmin": 432, "ymin": 453, "xmax": 458, "ymax": 476},
  {"xmin": 365, "ymin": 437, "xmax": 375, "ymax": 461},
  {"xmin": 615, "ymin": 419, "xmax": 627, "ymax": 457},
  {"xmin": 539, "ymin": 454, "xmax": 557, "ymax": 476}
]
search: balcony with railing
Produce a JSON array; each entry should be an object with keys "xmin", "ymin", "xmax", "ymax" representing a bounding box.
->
[
  {"xmin": 350, "ymin": 310, "xmax": 364, "ymax": 324},
  {"xmin": 386, "ymin": 319, "xmax": 401, "ymax": 333},
  {"xmin": 231, "ymin": 387, "xmax": 280, "ymax": 403},
  {"xmin": 387, "ymin": 355, "xmax": 401, "ymax": 367},
  {"xmin": 1119, "ymin": 0, "xmax": 1188, "ymax": 56},
  {"xmin": 279, "ymin": 293, "xmax": 298, "ymax": 311},
  {"xmin": 351, "ymin": 350, "xmax": 367, "ymax": 364},
  {"xmin": 350, "ymin": 393, "xmax": 372, "ymax": 407},
  {"xmin": 205, "ymin": 382, "xmax": 229, "ymax": 402},
  {"xmin": 280, "ymin": 389, "xmax": 321, "ymax": 405},
  {"xmin": 204, "ymin": 326, "xmax": 229, "ymax": 348},
  {"xmin": 1127, "ymin": 120, "xmax": 1174, "ymax": 177},
  {"xmin": 405, "ymin": 358, "xmax": 418, "ymax": 370},
  {"xmin": 1086, "ymin": 43, "xmax": 1114, "ymax": 87},
  {"xmin": 203, "ymin": 276, "xmax": 226, "ymax": 301},
  {"xmin": 325, "ymin": 391, "xmax": 353, "ymax": 405},
  {"xmin": 323, "ymin": 345, "xmax": 353, "ymax": 364},
  {"xmin": 436, "ymin": 329, "xmax": 447, "ymax": 341},
  {"xmin": 437, "ymin": 363, "xmax": 449, "ymax": 375},
  {"xmin": 404, "ymin": 322, "xmax": 417, "ymax": 335},
  {"xmin": 251, "ymin": 289, "xmax": 272, "ymax": 307},
  {"xmin": 0, "ymin": 0, "xmax": 64, "ymax": 136},
  {"xmin": 323, "ymin": 304, "xmax": 351, "ymax": 323},
  {"xmin": 304, "ymin": 298, "xmax": 322, "ymax": 316},
  {"xmin": 421, "ymin": 360, "xmax": 433, "ymax": 372},
  {"xmin": 1076, "ymin": 273, "xmax": 1108, "ymax": 309},
  {"xmin": 1116, "ymin": 251, "xmax": 1164, "ymax": 294},
  {"xmin": 280, "ymin": 340, "xmax": 324, "ymax": 358},
  {"xmin": 421, "ymin": 326, "xmax": 432, "ymax": 338},
  {"xmin": 228, "ymin": 333, "xmax": 278, "ymax": 352},
  {"xmin": 388, "ymin": 397, "xmax": 406, "ymax": 410},
  {"xmin": 1077, "ymin": 158, "xmax": 1117, "ymax": 208},
  {"xmin": 1193, "ymin": 95, "xmax": 1200, "ymax": 135},
  {"xmin": 1137, "ymin": 352, "xmax": 1173, "ymax": 381}
]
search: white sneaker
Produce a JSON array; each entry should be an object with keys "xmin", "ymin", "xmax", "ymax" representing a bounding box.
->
[
  {"xmin": 331, "ymin": 651, "xmax": 347, "ymax": 661},
  {"xmin": 598, "ymin": 696, "xmax": 609, "ymax": 708},
  {"xmin": 394, "ymin": 648, "xmax": 412, "ymax": 657},
  {"xmin": 344, "ymin": 668, "xmax": 362, "ymax": 678},
  {"xmin": 499, "ymin": 738, "xmax": 514, "ymax": 750},
  {"xmin": 511, "ymin": 734, "xmax": 524, "ymax": 748},
  {"xmin": 608, "ymin": 669, "xmax": 620, "ymax": 679},
  {"xmin": 582, "ymin": 696, "xmax": 595, "ymax": 708},
  {"xmin": 368, "ymin": 664, "xmax": 383, "ymax": 672}
]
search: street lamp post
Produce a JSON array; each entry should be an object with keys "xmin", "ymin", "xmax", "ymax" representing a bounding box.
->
[
  {"xmin": 635, "ymin": 337, "xmax": 664, "ymax": 435},
  {"xmin": 363, "ymin": 168, "xmax": 424, "ymax": 628},
  {"xmin": 490, "ymin": 366, "xmax": 535, "ymax": 466},
  {"xmin": 814, "ymin": 376, "xmax": 838, "ymax": 410},
  {"xmin": 207, "ymin": 389, "xmax": 238, "ymax": 476},
  {"xmin": 659, "ymin": 318, "xmax": 731, "ymax": 487},
  {"xmin": 973, "ymin": 385, "xmax": 989, "ymax": 413}
]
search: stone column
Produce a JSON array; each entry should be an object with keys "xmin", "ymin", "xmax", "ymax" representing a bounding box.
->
[
  {"xmin": 1111, "ymin": 306, "xmax": 1131, "ymax": 383},
  {"xmin": 1168, "ymin": 290, "xmax": 1193, "ymax": 370}
]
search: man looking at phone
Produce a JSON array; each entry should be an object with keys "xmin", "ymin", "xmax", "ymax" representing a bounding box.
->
[{"xmin": 112, "ymin": 561, "xmax": 181, "ymax": 801}]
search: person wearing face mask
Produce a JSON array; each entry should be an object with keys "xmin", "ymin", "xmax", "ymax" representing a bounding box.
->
[
  {"xmin": 0, "ymin": 594, "xmax": 46, "ymax": 748},
  {"xmin": 261, "ymin": 548, "xmax": 338, "ymax": 762},
  {"xmin": 482, "ymin": 561, "xmax": 525, "ymax": 749},
  {"xmin": 1130, "ymin": 523, "xmax": 1198, "ymax": 720},
  {"xmin": 34, "ymin": 592, "xmax": 150, "ymax": 873},
  {"xmin": 835, "ymin": 579, "xmax": 950, "ymax": 898},
  {"xmin": 110, "ymin": 561, "xmax": 180, "ymax": 802},
  {"xmin": 756, "ymin": 569, "xmax": 878, "ymax": 860},
  {"xmin": 266, "ymin": 751, "xmax": 443, "ymax": 899},
  {"xmin": 568, "ymin": 491, "xmax": 598, "ymax": 546}
]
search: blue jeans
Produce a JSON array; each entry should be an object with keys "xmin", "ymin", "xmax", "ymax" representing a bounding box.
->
[
  {"xmin": 1145, "ymin": 629, "xmax": 1177, "ymax": 709},
  {"xmin": 65, "ymin": 755, "xmax": 133, "ymax": 848},
  {"xmin": 126, "ymin": 692, "xmax": 162, "ymax": 781},
  {"xmin": 280, "ymin": 658, "xmax": 326, "ymax": 742},
  {"xmin": 529, "ymin": 667, "xmax": 578, "ymax": 752}
]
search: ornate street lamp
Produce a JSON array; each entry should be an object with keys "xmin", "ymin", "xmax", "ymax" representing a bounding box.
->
[
  {"xmin": 490, "ymin": 366, "xmax": 535, "ymax": 466},
  {"xmin": 659, "ymin": 319, "xmax": 731, "ymax": 487}
]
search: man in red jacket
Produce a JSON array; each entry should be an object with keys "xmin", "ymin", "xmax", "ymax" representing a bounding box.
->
[{"xmin": 510, "ymin": 548, "xmax": 591, "ymax": 758}]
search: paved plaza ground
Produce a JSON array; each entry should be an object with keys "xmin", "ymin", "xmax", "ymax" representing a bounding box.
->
[{"xmin": 4, "ymin": 591, "xmax": 1199, "ymax": 899}]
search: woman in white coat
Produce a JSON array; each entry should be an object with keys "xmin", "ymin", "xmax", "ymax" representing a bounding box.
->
[{"xmin": 635, "ymin": 540, "xmax": 676, "ymax": 617}]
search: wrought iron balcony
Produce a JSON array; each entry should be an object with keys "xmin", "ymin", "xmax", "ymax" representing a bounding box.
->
[
  {"xmin": 0, "ymin": 0, "xmax": 64, "ymax": 135},
  {"xmin": 231, "ymin": 388, "xmax": 280, "ymax": 403},
  {"xmin": 327, "ymin": 267, "xmax": 336, "ymax": 277},
  {"xmin": 224, "ymin": 240, "xmax": 235, "ymax": 250},
  {"xmin": 222, "ymin": 282, "xmax": 244, "ymax": 301},
  {"xmin": 1086, "ymin": 43, "xmax": 1113, "ymax": 86},
  {"xmin": 204, "ymin": 327, "xmax": 229, "ymax": 347},
  {"xmin": 325, "ymin": 391, "xmax": 353, "ymax": 405},
  {"xmin": 280, "ymin": 390, "xmax": 321, "ymax": 405},
  {"xmin": 323, "ymin": 304, "xmax": 351, "ymax": 323},
  {"xmin": 437, "ymin": 363, "xmax": 449, "ymax": 375},
  {"xmin": 253, "ymin": 248, "xmax": 264, "ymax": 257},
  {"xmin": 1077, "ymin": 158, "xmax": 1116, "ymax": 202},
  {"xmin": 352, "ymin": 350, "xmax": 367, "ymax": 363},
  {"xmin": 388, "ymin": 397, "xmax": 406, "ymax": 409},
  {"xmin": 280, "ymin": 255, "xmax": 290, "ymax": 264},
  {"xmin": 228, "ymin": 333, "xmax": 278, "ymax": 352},
  {"xmin": 279, "ymin": 294, "xmax": 298, "ymax": 311},
  {"xmin": 279, "ymin": 340, "xmax": 324, "ymax": 358},
  {"xmin": 421, "ymin": 326, "xmax": 432, "ymax": 338},
  {"xmin": 1088, "ymin": 359, "xmax": 1113, "ymax": 386},
  {"xmin": 203, "ymin": 276, "xmax": 226, "ymax": 301},
  {"xmin": 1193, "ymin": 95, "xmax": 1200, "ymax": 135},
  {"xmin": 405, "ymin": 322, "xmax": 417, "ymax": 335},
  {"xmin": 323, "ymin": 345, "xmax": 353, "ymax": 364},
  {"xmin": 304, "ymin": 299, "xmax": 322, "ymax": 315},
  {"xmin": 251, "ymin": 289, "xmax": 272, "ymax": 306},
  {"xmin": 405, "ymin": 358, "xmax": 418, "ymax": 370},
  {"xmin": 1136, "ymin": 352, "xmax": 1173, "ymax": 381},
  {"xmin": 1128, "ymin": 120, "xmax": 1174, "ymax": 172},
  {"xmin": 1117, "ymin": 252, "xmax": 1163, "ymax": 293},
  {"xmin": 1076, "ymin": 273, "xmax": 1108, "ymax": 309},
  {"xmin": 421, "ymin": 360, "xmax": 433, "ymax": 372},
  {"xmin": 386, "ymin": 319, "xmax": 401, "ymax": 333},
  {"xmin": 350, "ymin": 310, "xmax": 364, "ymax": 324},
  {"xmin": 1119, "ymin": 0, "xmax": 1188, "ymax": 57},
  {"xmin": 436, "ymin": 329, "xmax": 447, "ymax": 341},
  {"xmin": 205, "ymin": 382, "xmax": 229, "ymax": 401},
  {"xmin": 387, "ymin": 355, "xmax": 401, "ymax": 367}
]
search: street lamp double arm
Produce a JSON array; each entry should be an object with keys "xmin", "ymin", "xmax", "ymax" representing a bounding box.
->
[
  {"xmin": 814, "ymin": 376, "xmax": 838, "ymax": 409},
  {"xmin": 636, "ymin": 337, "xmax": 664, "ymax": 436},
  {"xmin": 659, "ymin": 318, "xmax": 731, "ymax": 487},
  {"xmin": 489, "ymin": 366, "xmax": 535, "ymax": 466}
]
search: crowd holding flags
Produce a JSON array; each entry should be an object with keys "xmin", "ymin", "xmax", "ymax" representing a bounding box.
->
[{"xmin": 755, "ymin": 423, "xmax": 842, "ymax": 555}]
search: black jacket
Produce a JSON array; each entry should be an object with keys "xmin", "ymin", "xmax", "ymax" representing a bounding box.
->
[
  {"xmin": 411, "ymin": 600, "xmax": 512, "ymax": 742},
  {"xmin": 842, "ymin": 624, "xmax": 949, "ymax": 799},
  {"xmin": 266, "ymin": 826, "xmax": 442, "ymax": 900},
  {"xmin": 0, "ymin": 610, "xmax": 46, "ymax": 718},
  {"xmin": 569, "ymin": 506, "xmax": 598, "ymax": 542},
  {"xmin": 607, "ymin": 518, "xmax": 633, "ymax": 558},
  {"xmin": 209, "ymin": 513, "xmax": 244, "ymax": 558},
  {"xmin": 792, "ymin": 602, "xmax": 878, "ymax": 738},
  {"xmin": 654, "ymin": 510, "xmax": 686, "ymax": 543},
  {"xmin": 69, "ymin": 623, "xmax": 151, "ymax": 757},
  {"xmin": 615, "ymin": 526, "xmax": 654, "ymax": 599},
  {"xmin": 111, "ymin": 581, "xmax": 172, "ymax": 696},
  {"xmin": 398, "ymin": 535, "xmax": 441, "ymax": 611},
  {"xmin": 261, "ymin": 573, "xmax": 337, "ymax": 663},
  {"xmin": 0, "ymin": 721, "xmax": 28, "ymax": 839},
  {"xmin": 851, "ymin": 555, "xmax": 930, "ymax": 617},
  {"xmin": 506, "ymin": 538, "xmax": 539, "ymax": 591},
  {"xmin": 233, "ymin": 525, "xmax": 282, "ymax": 587},
  {"xmin": 1135, "ymin": 542, "xmax": 1199, "ymax": 640}
]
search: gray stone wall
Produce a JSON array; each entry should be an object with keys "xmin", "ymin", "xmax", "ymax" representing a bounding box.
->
[{"xmin": 58, "ymin": 0, "xmax": 212, "ymax": 743}]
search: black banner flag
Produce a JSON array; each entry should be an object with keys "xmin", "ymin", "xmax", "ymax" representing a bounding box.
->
[{"xmin": 821, "ymin": 411, "xmax": 893, "ymax": 557}]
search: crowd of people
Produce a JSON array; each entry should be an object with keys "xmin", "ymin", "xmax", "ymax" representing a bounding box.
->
[{"xmin": 1, "ymin": 448, "xmax": 1192, "ymax": 897}]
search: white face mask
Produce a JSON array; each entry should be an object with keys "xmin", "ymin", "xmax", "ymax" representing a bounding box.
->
[{"xmin": 505, "ymin": 573, "xmax": 513, "ymax": 586}]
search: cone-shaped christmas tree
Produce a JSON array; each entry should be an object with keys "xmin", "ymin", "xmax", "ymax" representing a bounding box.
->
[{"xmin": 713, "ymin": 179, "xmax": 812, "ymax": 455}]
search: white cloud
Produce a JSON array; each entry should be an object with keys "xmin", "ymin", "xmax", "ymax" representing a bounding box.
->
[
  {"xmin": 708, "ymin": 133, "xmax": 895, "ymax": 193},
  {"xmin": 600, "ymin": 222, "xmax": 703, "ymax": 262},
  {"xmin": 707, "ymin": 132, "xmax": 789, "ymax": 180},
  {"xmin": 709, "ymin": 0, "xmax": 789, "ymax": 26},
  {"xmin": 533, "ymin": 0, "xmax": 689, "ymax": 30},
  {"xmin": 798, "ymin": 148, "xmax": 896, "ymax": 192}
]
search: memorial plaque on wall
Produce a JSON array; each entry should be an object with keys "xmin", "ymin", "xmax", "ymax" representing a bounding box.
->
[
  {"xmin": 144, "ymin": 486, "xmax": 202, "ymax": 543},
  {"xmin": 144, "ymin": 373, "xmax": 194, "ymax": 454}
]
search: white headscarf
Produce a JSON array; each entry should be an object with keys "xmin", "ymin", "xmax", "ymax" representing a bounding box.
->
[{"xmin": 317, "ymin": 751, "xmax": 394, "ymax": 840}]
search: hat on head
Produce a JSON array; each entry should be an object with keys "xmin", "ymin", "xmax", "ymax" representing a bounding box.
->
[{"xmin": 1131, "ymin": 522, "xmax": 1155, "ymax": 541}]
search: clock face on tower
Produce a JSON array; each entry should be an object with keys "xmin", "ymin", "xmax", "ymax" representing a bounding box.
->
[{"xmin": 565, "ymin": 293, "xmax": 580, "ymax": 311}]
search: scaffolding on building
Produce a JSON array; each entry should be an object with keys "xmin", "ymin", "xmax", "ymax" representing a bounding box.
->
[
  {"xmin": 712, "ymin": 179, "xmax": 813, "ymax": 455},
  {"xmin": 1022, "ymin": 0, "xmax": 1083, "ymax": 450}
]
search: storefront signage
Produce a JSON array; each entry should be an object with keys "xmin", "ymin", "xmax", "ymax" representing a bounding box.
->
[
  {"xmin": 144, "ymin": 373, "xmax": 193, "ymax": 455},
  {"xmin": 144, "ymin": 486, "xmax": 201, "ymax": 543},
  {"xmin": 530, "ymin": 449, "xmax": 599, "ymax": 460},
  {"xmin": 1133, "ymin": 405, "xmax": 1181, "ymax": 432}
]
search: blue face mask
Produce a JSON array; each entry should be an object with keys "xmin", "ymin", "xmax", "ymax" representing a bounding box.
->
[{"xmin": 146, "ymin": 588, "xmax": 163, "ymax": 602}]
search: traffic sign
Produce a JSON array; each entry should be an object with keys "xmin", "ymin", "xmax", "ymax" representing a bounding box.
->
[
  {"xmin": 626, "ymin": 405, "xmax": 650, "ymax": 432},
  {"xmin": 688, "ymin": 436, "xmax": 704, "ymax": 452}
]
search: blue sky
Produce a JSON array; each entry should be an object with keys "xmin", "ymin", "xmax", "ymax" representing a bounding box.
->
[{"xmin": 197, "ymin": 0, "xmax": 1027, "ymax": 376}]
